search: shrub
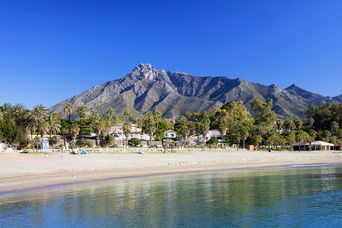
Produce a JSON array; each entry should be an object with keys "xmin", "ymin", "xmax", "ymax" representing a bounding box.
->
[
  {"xmin": 49, "ymin": 136, "xmax": 59, "ymax": 147},
  {"xmin": 208, "ymin": 137, "xmax": 219, "ymax": 145},
  {"xmin": 100, "ymin": 135, "xmax": 114, "ymax": 147},
  {"xmin": 76, "ymin": 138, "xmax": 95, "ymax": 148},
  {"xmin": 69, "ymin": 141, "xmax": 76, "ymax": 149},
  {"xmin": 128, "ymin": 138, "xmax": 141, "ymax": 147}
]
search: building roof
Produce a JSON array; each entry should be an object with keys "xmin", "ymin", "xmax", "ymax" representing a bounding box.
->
[
  {"xmin": 164, "ymin": 130, "xmax": 176, "ymax": 133},
  {"xmin": 293, "ymin": 141, "xmax": 334, "ymax": 146},
  {"xmin": 311, "ymin": 141, "xmax": 334, "ymax": 146},
  {"xmin": 292, "ymin": 142, "xmax": 309, "ymax": 146}
]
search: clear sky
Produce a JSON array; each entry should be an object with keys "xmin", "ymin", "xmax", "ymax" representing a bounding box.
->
[{"xmin": 0, "ymin": 0, "xmax": 341, "ymax": 108}]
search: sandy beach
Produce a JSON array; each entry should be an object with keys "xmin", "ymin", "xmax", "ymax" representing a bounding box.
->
[{"xmin": 0, "ymin": 150, "xmax": 342, "ymax": 194}]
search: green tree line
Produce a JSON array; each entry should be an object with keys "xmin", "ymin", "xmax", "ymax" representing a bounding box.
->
[{"xmin": 0, "ymin": 100, "xmax": 340, "ymax": 149}]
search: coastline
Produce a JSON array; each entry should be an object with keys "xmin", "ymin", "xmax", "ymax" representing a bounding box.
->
[{"xmin": 1, "ymin": 150, "xmax": 342, "ymax": 195}]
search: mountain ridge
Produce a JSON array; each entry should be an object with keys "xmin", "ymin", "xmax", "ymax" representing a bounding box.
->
[{"xmin": 50, "ymin": 64, "xmax": 341, "ymax": 119}]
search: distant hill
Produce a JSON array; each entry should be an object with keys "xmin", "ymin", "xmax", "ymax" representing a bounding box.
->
[
  {"xmin": 333, "ymin": 94, "xmax": 342, "ymax": 103},
  {"xmin": 50, "ymin": 64, "xmax": 341, "ymax": 119}
]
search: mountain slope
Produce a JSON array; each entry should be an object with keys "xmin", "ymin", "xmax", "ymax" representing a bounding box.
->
[
  {"xmin": 333, "ymin": 94, "xmax": 342, "ymax": 102},
  {"xmin": 285, "ymin": 84, "xmax": 333, "ymax": 105},
  {"xmin": 50, "ymin": 64, "xmax": 339, "ymax": 118}
]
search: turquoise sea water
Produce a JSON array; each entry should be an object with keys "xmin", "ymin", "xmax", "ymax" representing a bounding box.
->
[{"xmin": 1, "ymin": 165, "xmax": 342, "ymax": 228}]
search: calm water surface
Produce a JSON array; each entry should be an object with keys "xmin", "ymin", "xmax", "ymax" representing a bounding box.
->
[{"xmin": 1, "ymin": 165, "xmax": 342, "ymax": 228}]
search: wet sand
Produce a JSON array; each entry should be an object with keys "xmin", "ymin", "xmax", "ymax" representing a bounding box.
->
[{"xmin": 0, "ymin": 150, "xmax": 341, "ymax": 194}]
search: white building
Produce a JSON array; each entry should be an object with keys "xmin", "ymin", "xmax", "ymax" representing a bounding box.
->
[
  {"xmin": 205, "ymin": 130, "xmax": 222, "ymax": 140},
  {"xmin": 293, "ymin": 140, "xmax": 335, "ymax": 151},
  {"xmin": 163, "ymin": 130, "xmax": 177, "ymax": 139},
  {"xmin": 110, "ymin": 124, "xmax": 151, "ymax": 141}
]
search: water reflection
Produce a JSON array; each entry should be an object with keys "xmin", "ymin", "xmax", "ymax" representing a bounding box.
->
[{"xmin": 1, "ymin": 165, "xmax": 342, "ymax": 227}]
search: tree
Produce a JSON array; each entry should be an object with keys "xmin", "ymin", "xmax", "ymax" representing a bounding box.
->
[
  {"xmin": 307, "ymin": 117, "xmax": 315, "ymax": 129},
  {"xmin": 264, "ymin": 132, "xmax": 278, "ymax": 150},
  {"xmin": 276, "ymin": 119, "xmax": 284, "ymax": 133},
  {"xmin": 48, "ymin": 113, "xmax": 61, "ymax": 136},
  {"xmin": 155, "ymin": 118, "xmax": 173, "ymax": 140},
  {"xmin": 224, "ymin": 101, "xmax": 254, "ymax": 149},
  {"xmin": 296, "ymin": 130, "xmax": 311, "ymax": 151},
  {"xmin": 60, "ymin": 120, "xmax": 71, "ymax": 149},
  {"xmin": 283, "ymin": 119, "xmax": 296, "ymax": 132},
  {"xmin": 103, "ymin": 108, "xmax": 117, "ymax": 126},
  {"xmin": 175, "ymin": 117, "xmax": 190, "ymax": 146},
  {"xmin": 331, "ymin": 121, "xmax": 339, "ymax": 136},
  {"xmin": 293, "ymin": 118, "xmax": 303, "ymax": 132},
  {"xmin": 307, "ymin": 129, "xmax": 317, "ymax": 151},
  {"xmin": 78, "ymin": 105, "xmax": 90, "ymax": 120},
  {"xmin": 250, "ymin": 99, "xmax": 277, "ymax": 138},
  {"xmin": 208, "ymin": 137, "xmax": 219, "ymax": 147},
  {"xmin": 282, "ymin": 131, "xmax": 296, "ymax": 150},
  {"xmin": 248, "ymin": 128, "xmax": 263, "ymax": 148},
  {"xmin": 91, "ymin": 114, "xmax": 107, "ymax": 146},
  {"xmin": 123, "ymin": 110, "xmax": 132, "ymax": 122},
  {"xmin": 143, "ymin": 112, "xmax": 157, "ymax": 147},
  {"xmin": 0, "ymin": 103, "xmax": 13, "ymax": 120},
  {"xmin": 31, "ymin": 105, "xmax": 48, "ymax": 138},
  {"xmin": 70, "ymin": 123, "xmax": 80, "ymax": 144},
  {"xmin": 128, "ymin": 138, "xmax": 141, "ymax": 147},
  {"xmin": 64, "ymin": 103, "xmax": 74, "ymax": 122},
  {"xmin": 12, "ymin": 104, "xmax": 31, "ymax": 130},
  {"xmin": 306, "ymin": 103, "xmax": 342, "ymax": 132},
  {"xmin": 0, "ymin": 118, "xmax": 28, "ymax": 146},
  {"xmin": 49, "ymin": 136, "xmax": 59, "ymax": 147},
  {"xmin": 123, "ymin": 121, "xmax": 132, "ymax": 148},
  {"xmin": 215, "ymin": 109, "xmax": 232, "ymax": 136}
]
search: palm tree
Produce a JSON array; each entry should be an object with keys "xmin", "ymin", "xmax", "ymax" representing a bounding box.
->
[
  {"xmin": 78, "ymin": 105, "xmax": 90, "ymax": 120},
  {"xmin": 31, "ymin": 105, "xmax": 48, "ymax": 138},
  {"xmin": 154, "ymin": 111, "xmax": 162, "ymax": 136},
  {"xmin": 103, "ymin": 108, "xmax": 117, "ymax": 126},
  {"xmin": 64, "ymin": 103, "xmax": 74, "ymax": 122},
  {"xmin": 143, "ymin": 112, "xmax": 156, "ymax": 148},
  {"xmin": 70, "ymin": 123, "xmax": 80, "ymax": 144},
  {"xmin": 48, "ymin": 113, "xmax": 61, "ymax": 136},
  {"xmin": 12, "ymin": 104, "xmax": 31, "ymax": 137},
  {"xmin": 0, "ymin": 103, "xmax": 13, "ymax": 120},
  {"xmin": 123, "ymin": 121, "xmax": 132, "ymax": 148},
  {"xmin": 91, "ymin": 114, "xmax": 107, "ymax": 146}
]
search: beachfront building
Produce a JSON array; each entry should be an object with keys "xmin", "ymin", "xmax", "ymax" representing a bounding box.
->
[
  {"xmin": 311, "ymin": 141, "xmax": 335, "ymax": 150},
  {"xmin": 163, "ymin": 130, "xmax": 177, "ymax": 139},
  {"xmin": 293, "ymin": 141, "xmax": 335, "ymax": 151},
  {"xmin": 162, "ymin": 130, "xmax": 177, "ymax": 150},
  {"xmin": 205, "ymin": 130, "xmax": 222, "ymax": 140},
  {"xmin": 110, "ymin": 123, "xmax": 151, "ymax": 146}
]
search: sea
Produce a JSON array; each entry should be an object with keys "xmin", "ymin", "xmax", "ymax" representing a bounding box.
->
[{"xmin": 1, "ymin": 164, "xmax": 342, "ymax": 227}]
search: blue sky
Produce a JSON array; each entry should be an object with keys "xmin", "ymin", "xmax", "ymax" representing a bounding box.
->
[{"xmin": 0, "ymin": 0, "xmax": 341, "ymax": 108}]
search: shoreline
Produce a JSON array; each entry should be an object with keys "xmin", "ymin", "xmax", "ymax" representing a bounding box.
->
[{"xmin": 1, "ymin": 150, "xmax": 342, "ymax": 195}]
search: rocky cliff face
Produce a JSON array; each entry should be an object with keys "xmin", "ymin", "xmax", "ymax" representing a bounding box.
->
[{"xmin": 50, "ymin": 64, "xmax": 341, "ymax": 118}]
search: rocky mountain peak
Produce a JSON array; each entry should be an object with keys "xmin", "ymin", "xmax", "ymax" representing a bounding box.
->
[
  {"xmin": 286, "ymin": 83, "xmax": 300, "ymax": 91},
  {"xmin": 269, "ymin": 84, "xmax": 283, "ymax": 93},
  {"xmin": 130, "ymin": 63, "xmax": 159, "ymax": 80}
]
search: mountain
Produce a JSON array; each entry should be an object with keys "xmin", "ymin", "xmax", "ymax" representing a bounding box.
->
[
  {"xmin": 333, "ymin": 94, "xmax": 342, "ymax": 103},
  {"xmin": 285, "ymin": 84, "xmax": 333, "ymax": 105},
  {"xmin": 50, "ymin": 64, "xmax": 340, "ymax": 119}
]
